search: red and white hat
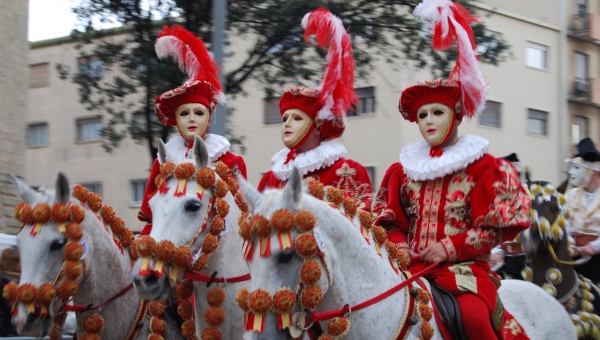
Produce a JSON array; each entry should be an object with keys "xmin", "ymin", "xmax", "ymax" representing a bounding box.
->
[
  {"xmin": 399, "ymin": 0, "xmax": 488, "ymax": 123},
  {"xmin": 154, "ymin": 25, "xmax": 226, "ymax": 127},
  {"xmin": 279, "ymin": 8, "xmax": 357, "ymax": 144}
]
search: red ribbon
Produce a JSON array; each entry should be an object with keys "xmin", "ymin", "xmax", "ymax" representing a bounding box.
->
[
  {"xmin": 429, "ymin": 145, "xmax": 444, "ymax": 157},
  {"xmin": 283, "ymin": 149, "xmax": 298, "ymax": 164}
]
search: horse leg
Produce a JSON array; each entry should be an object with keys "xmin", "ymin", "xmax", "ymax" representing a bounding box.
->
[{"xmin": 456, "ymin": 293, "xmax": 496, "ymax": 340}]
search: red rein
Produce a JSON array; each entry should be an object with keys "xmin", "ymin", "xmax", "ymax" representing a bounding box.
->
[
  {"xmin": 61, "ymin": 283, "xmax": 134, "ymax": 313},
  {"xmin": 184, "ymin": 272, "xmax": 251, "ymax": 284}
]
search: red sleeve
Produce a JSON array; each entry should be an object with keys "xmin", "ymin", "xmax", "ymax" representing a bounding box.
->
[
  {"xmin": 372, "ymin": 163, "xmax": 410, "ymax": 248},
  {"xmin": 258, "ymin": 171, "xmax": 277, "ymax": 192},
  {"xmin": 236, "ymin": 156, "xmax": 248, "ymax": 179},
  {"xmin": 138, "ymin": 158, "xmax": 160, "ymax": 231},
  {"xmin": 441, "ymin": 157, "xmax": 531, "ymax": 262}
]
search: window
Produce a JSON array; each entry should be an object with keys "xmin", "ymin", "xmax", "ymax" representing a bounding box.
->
[
  {"xmin": 526, "ymin": 43, "xmax": 548, "ymax": 70},
  {"xmin": 130, "ymin": 180, "xmax": 147, "ymax": 206},
  {"xmin": 27, "ymin": 123, "xmax": 48, "ymax": 147},
  {"xmin": 348, "ymin": 87, "xmax": 376, "ymax": 116},
  {"xmin": 479, "ymin": 101, "xmax": 501, "ymax": 128},
  {"xmin": 576, "ymin": 0, "xmax": 587, "ymax": 18},
  {"xmin": 30, "ymin": 63, "xmax": 49, "ymax": 88},
  {"xmin": 263, "ymin": 97, "xmax": 281, "ymax": 124},
  {"xmin": 574, "ymin": 52, "xmax": 589, "ymax": 79},
  {"xmin": 572, "ymin": 115, "xmax": 589, "ymax": 144},
  {"xmin": 78, "ymin": 58, "xmax": 105, "ymax": 78},
  {"xmin": 77, "ymin": 118, "xmax": 102, "ymax": 142},
  {"xmin": 528, "ymin": 109, "xmax": 549, "ymax": 136},
  {"xmin": 82, "ymin": 183, "xmax": 102, "ymax": 196}
]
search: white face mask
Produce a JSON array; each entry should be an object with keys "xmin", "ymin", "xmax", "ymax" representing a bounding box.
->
[
  {"xmin": 569, "ymin": 163, "xmax": 587, "ymax": 188},
  {"xmin": 175, "ymin": 103, "xmax": 210, "ymax": 142},
  {"xmin": 417, "ymin": 103, "xmax": 453, "ymax": 146},
  {"xmin": 281, "ymin": 109, "xmax": 313, "ymax": 148}
]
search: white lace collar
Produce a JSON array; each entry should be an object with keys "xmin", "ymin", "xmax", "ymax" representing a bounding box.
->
[
  {"xmin": 158, "ymin": 134, "xmax": 230, "ymax": 164},
  {"xmin": 399, "ymin": 134, "xmax": 489, "ymax": 181},
  {"xmin": 271, "ymin": 142, "xmax": 347, "ymax": 181}
]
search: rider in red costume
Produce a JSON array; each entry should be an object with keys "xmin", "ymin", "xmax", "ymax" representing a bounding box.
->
[
  {"xmin": 138, "ymin": 25, "xmax": 247, "ymax": 235},
  {"xmin": 257, "ymin": 9, "xmax": 372, "ymax": 210},
  {"xmin": 373, "ymin": 1, "xmax": 531, "ymax": 339}
]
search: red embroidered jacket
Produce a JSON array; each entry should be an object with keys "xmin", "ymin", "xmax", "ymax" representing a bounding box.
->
[{"xmin": 258, "ymin": 158, "xmax": 373, "ymax": 211}]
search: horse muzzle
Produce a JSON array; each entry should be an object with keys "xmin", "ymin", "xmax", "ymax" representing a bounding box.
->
[{"xmin": 14, "ymin": 309, "xmax": 52, "ymax": 337}]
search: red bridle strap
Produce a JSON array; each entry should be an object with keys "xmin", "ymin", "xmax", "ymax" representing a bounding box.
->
[
  {"xmin": 184, "ymin": 272, "xmax": 251, "ymax": 283},
  {"xmin": 61, "ymin": 283, "xmax": 134, "ymax": 312}
]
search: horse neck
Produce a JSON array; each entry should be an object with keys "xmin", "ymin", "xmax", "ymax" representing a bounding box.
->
[{"xmin": 531, "ymin": 236, "xmax": 578, "ymax": 302}]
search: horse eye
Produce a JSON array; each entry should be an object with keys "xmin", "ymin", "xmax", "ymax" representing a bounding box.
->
[
  {"xmin": 550, "ymin": 204, "xmax": 559, "ymax": 213},
  {"xmin": 277, "ymin": 250, "xmax": 294, "ymax": 264},
  {"xmin": 184, "ymin": 200, "xmax": 202, "ymax": 213},
  {"xmin": 50, "ymin": 238, "xmax": 66, "ymax": 251}
]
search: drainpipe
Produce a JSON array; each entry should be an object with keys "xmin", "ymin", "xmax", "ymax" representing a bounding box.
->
[{"xmin": 559, "ymin": 0, "xmax": 569, "ymax": 177}]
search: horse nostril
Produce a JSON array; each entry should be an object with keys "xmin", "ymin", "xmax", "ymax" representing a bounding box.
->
[{"xmin": 144, "ymin": 274, "xmax": 160, "ymax": 287}]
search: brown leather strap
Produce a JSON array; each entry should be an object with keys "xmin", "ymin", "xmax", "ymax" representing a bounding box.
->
[
  {"xmin": 500, "ymin": 242, "xmax": 523, "ymax": 255},
  {"xmin": 573, "ymin": 234, "xmax": 598, "ymax": 247}
]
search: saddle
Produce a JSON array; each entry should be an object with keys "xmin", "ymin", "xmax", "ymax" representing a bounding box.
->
[{"xmin": 427, "ymin": 279, "xmax": 468, "ymax": 340}]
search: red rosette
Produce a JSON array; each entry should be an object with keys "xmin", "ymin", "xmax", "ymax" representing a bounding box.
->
[
  {"xmin": 65, "ymin": 222, "xmax": 83, "ymax": 242},
  {"xmin": 148, "ymin": 301, "xmax": 165, "ymax": 317},
  {"xmin": 181, "ymin": 319, "xmax": 196, "ymax": 338},
  {"xmin": 83, "ymin": 313, "xmax": 104, "ymax": 333},
  {"xmin": 300, "ymin": 260, "xmax": 322, "ymax": 285},
  {"xmin": 57, "ymin": 279, "xmax": 79, "ymax": 298},
  {"xmin": 80, "ymin": 334, "xmax": 100, "ymax": 340},
  {"xmin": 295, "ymin": 234, "xmax": 318, "ymax": 258},
  {"xmin": 227, "ymin": 177, "xmax": 239, "ymax": 195},
  {"xmin": 236, "ymin": 288, "xmax": 250, "ymax": 312},
  {"xmin": 419, "ymin": 303, "xmax": 432, "ymax": 321},
  {"xmin": 271, "ymin": 209, "xmax": 294, "ymax": 233},
  {"xmin": 238, "ymin": 217, "xmax": 251, "ymax": 241},
  {"xmin": 327, "ymin": 317, "xmax": 351, "ymax": 337},
  {"xmin": 160, "ymin": 162, "xmax": 176, "ymax": 178},
  {"xmin": 248, "ymin": 289, "xmax": 272, "ymax": 314},
  {"xmin": 110, "ymin": 217, "xmax": 125, "ymax": 236},
  {"xmin": 87, "ymin": 193, "xmax": 103, "ymax": 213},
  {"xmin": 215, "ymin": 179, "xmax": 229, "ymax": 198},
  {"xmin": 175, "ymin": 162, "xmax": 196, "ymax": 180},
  {"xmin": 73, "ymin": 184, "xmax": 89, "ymax": 204},
  {"xmin": 201, "ymin": 328, "xmax": 222, "ymax": 340},
  {"xmin": 2, "ymin": 281, "xmax": 17, "ymax": 302},
  {"xmin": 326, "ymin": 187, "xmax": 343, "ymax": 206},
  {"xmin": 64, "ymin": 241, "xmax": 84, "ymax": 261},
  {"xmin": 48, "ymin": 324, "xmax": 61, "ymax": 340},
  {"xmin": 133, "ymin": 235, "xmax": 157, "ymax": 257},
  {"xmin": 120, "ymin": 229, "xmax": 135, "ymax": 248},
  {"xmin": 202, "ymin": 234, "xmax": 219, "ymax": 254},
  {"xmin": 148, "ymin": 335, "xmax": 164, "ymax": 340},
  {"xmin": 196, "ymin": 168, "xmax": 216, "ymax": 189},
  {"xmin": 215, "ymin": 161, "xmax": 230, "ymax": 180},
  {"xmin": 70, "ymin": 205, "xmax": 86, "ymax": 224},
  {"xmin": 175, "ymin": 280, "xmax": 194, "ymax": 299},
  {"xmin": 100, "ymin": 205, "xmax": 116, "ymax": 225},
  {"xmin": 14, "ymin": 203, "xmax": 32, "ymax": 224},
  {"xmin": 372, "ymin": 226, "xmax": 387, "ymax": 245},
  {"xmin": 306, "ymin": 179, "xmax": 324, "ymax": 200},
  {"xmin": 250, "ymin": 214, "xmax": 271, "ymax": 238},
  {"xmin": 295, "ymin": 210, "xmax": 316, "ymax": 233},
  {"xmin": 64, "ymin": 261, "xmax": 83, "ymax": 280},
  {"xmin": 209, "ymin": 217, "xmax": 225, "ymax": 236},
  {"xmin": 216, "ymin": 198, "xmax": 229, "ymax": 217},
  {"xmin": 342, "ymin": 197, "xmax": 357, "ymax": 217},
  {"xmin": 177, "ymin": 299, "xmax": 194, "ymax": 319},
  {"xmin": 156, "ymin": 240, "xmax": 176, "ymax": 263},
  {"xmin": 417, "ymin": 288, "xmax": 430, "ymax": 305},
  {"xmin": 358, "ymin": 210, "xmax": 373, "ymax": 229},
  {"xmin": 203, "ymin": 306, "xmax": 225, "ymax": 327},
  {"xmin": 191, "ymin": 254, "xmax": 208, "ymax": 272},
  {"xmin": 421, "ymin": 320, "xmax": 434, "ymax": 340},
  {"xmin": 150, "ymin": 317, "xmax": 166, "ymax": 334},
  {"xmin": 317, "ymin": 336, "xmax": 334, "ymax": 340},
  {"xmin": 235, "ymin": 191, "xmax": 248, "ymax": 213},
  {"xmin": 173, "ymin": 246, "xmax": 192, "ymax": 268},
  {"xmin": 52, "ymin": 203, "xmax": 70, "ymax": 223},
  {"xmin": 32, "ymin": 204, "xmax": 51, "ymax": 224},
  {"xmin": 273, "ymin": 289, "xmax": 296, "ymax": 313},
  {"xmin": 207, "ymin": 287, "xmax": 226, "ymax": 307},
  {"xmin": 300, "ymin": 285, "xmax": 323, "ymax": 309}
]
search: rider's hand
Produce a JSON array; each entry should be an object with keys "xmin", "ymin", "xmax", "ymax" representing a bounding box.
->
[
  {"xmin": 420, "ymin": 242, "xmax": 448, "ymax": 264},
  {"xmin": 570, "ymin": 244, "xmax": 581, "ymax": 258},
  {"xmin": 581, "ymin": 244, "xmax": 597, "ymax": 257},
  {"xmin": 490, "ymin": 253, "xmax": 505, "ymax": 267}
]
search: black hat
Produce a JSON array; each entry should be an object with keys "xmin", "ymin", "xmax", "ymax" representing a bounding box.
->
[
  {"xmin": 575, "ymin": 138, "xmax": 600, "ymax": 163},
  {"xmin": 502, "ymin": 153, "xmax": 520, "ymax": 163}
]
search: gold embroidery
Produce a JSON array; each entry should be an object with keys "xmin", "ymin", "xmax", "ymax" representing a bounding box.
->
[
  {"xmin": 448, "ymin": 263, "xmax": 478, "ymax": 294},
  {"xmin": 492, "ymin": 295, "xmax": 504, "ymax": 331},
  {"xmin": 441, "ymin": 238, "xmax": 457, "ymax": 262},
  {"xmin": 465, "ymin": 228, "xmax": 499, "ymax": 250},
  {"xmin": 444, "ymin": 172, "xmax": 474, "ymax": 236},
  {"xmin": 504, "ymin": 318, "xmax": 522, "ymax": 336},
  {"xmin": 333, "ymin": 162, "xmax": 372, "ymax": 210},
  {"xmin": 419, "ymin": 180, "xmax": 435, "ymax": 251}
]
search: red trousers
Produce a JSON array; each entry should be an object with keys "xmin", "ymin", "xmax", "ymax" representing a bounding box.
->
[{"xmin": 456, "ymin": 293, "xmax": 497, "ymax": 340}]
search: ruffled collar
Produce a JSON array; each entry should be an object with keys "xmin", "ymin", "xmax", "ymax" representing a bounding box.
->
[
  {"xmin": 400, "ymin": 134, "xmax": 489, "ymax": 181},
  {"xmin": 271, "ymin": 142, "xmax": 347, "ymax": 181},
  {"xmin": 158, "ymin": 134, "xmax": 230, "ymax": 164}
]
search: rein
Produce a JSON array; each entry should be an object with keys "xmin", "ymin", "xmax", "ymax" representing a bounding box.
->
[
  {"xmin": 61, "ymin": 283, "xmax": 134, "ymax": 313},
  {"xmin": 184, "ymin": 272, "xmax": 251, "ymax": 284},
  {"xmin": 547, "ymin": 243, "xmax": 591, "ymax": 266}
]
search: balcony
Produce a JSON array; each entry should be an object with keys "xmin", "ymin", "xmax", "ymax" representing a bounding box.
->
[
  {"xmin": 571, "ymin": 78, "xmax": 600, "ymax": 105},
  {"xmin": 570, "ymin": 14, "xmax": 600, "ymax": 41}
]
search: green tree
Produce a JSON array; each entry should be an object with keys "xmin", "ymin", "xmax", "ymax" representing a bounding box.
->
[{"xmin": 57, "ymin": 0, "xmax": 509, "ymax": 163}]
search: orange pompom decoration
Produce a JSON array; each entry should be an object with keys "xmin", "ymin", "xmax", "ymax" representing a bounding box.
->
[
  {"xmin": 100, "ymin": 205, "xmax": 116, "ymax": 225},
  {"xmin": 236, "ymin": 288, "xmax": 250, "ymax": 312},
  {"xmin": 64, "ymin": 261, "xmax": 83, "ymax": 280},
  {"xmin": 148, "ymin": 301, "xmax": 165, "ymax": 317},
  {"xmin": 201, "ymin": 328, "xmax": 222, "ymax": 340},
  {"xmin": 156, "ymin": 240, "xmax": 176, "ymax": 263},
  {"xmin": 295, "ymin": 234, "xmax": 319, "ymax": 258},
  {"xmin": 2, "ymin": 281, "xmax": 17, "ymax": 302},
  {"xmin": 70, "ymin": 205, "xmax": 85, "ymax": 224},
  {"xmin": 327, "ymin": 317, "xmax": 351, "ymax": 337},
  {"xmin": 58, "ymin": 279, "xmax": 79, "ymax": 298},
  {"xmin": 134, "ymin": 235, "xmax": 156, "ymax": 257},
  {"xmin": 128, "ymin": 245, "xmax": 139, "ymax": 260},
  {"xmin": 204, "ymin": 306, "xmax": 226, "ymax": 327},
  {"xmin": 196, "ymin": 168, "xmax": 216, "ymax": 189},
  {"xmin": 14, "ymin": 203, "xmax": 32, "ymax": 224},
  {"xmin": 295, "ymin": 210, "xmax": 316, "ymax": 233},
  {"xmin": 417, "ymin": 288, "xmax": 430, "ymax": 305},
  {"xmin": 273, "ymin": 289, "xmax": 296, "ymax": 312},
  {"xmin": 227, "ymin": 177, "xmax": 239, "ymax": 195},
  {"xmin": 65, "ymin": 222, "xmax": 83, "ymax": 242},
  {"xmin": 181, "ymin": 319, "xmax": 196, "ymax": 338},
  {"xmin": 16, "ymin": 284, "xmax": 37, "ymax": 304},
  {"xmin": 385, "ymin": 241, "xmax": 399, "ymax": 260},
  {"xmin": 110, "ymin": 217, "xmax": 126, "ymax": 236},
  {"xmin": 148, "ymin": 335, "xmax": 164, "ymax": 340},
  {"xmin": 397, "ymin": 251, "xmax": 410, "ymax": 271},
  {"xmin": 120, "ymin": 229, "xmax": 135, "ymax": 248},
  {"xmin": 73, "ymin": 184, "xmax": 90, "ymax": 203},
  {"xmin": 52, "ymin": 203, "xmax": 70, "ymax": 223},
  {"xmin": 214, "ymin": 179, "xmax": 229, "ymax": 198},
  {"xmin": 160, "ymin": 162, "xmax": 176, "ymax": 178},
  {"xmin": 202, "ymin": 234, "xmax": 219, "ymax": 254},
  {"xmin": 175, "ymin": 280, "xmax": 194, "ymax": 299},
  {"xmin": 235, "ymin": 192, "xmax": 248, "ymax": 213},
  {"xmin": 209, "ymin": 217, "xmax": 225, "ymax": 236},
  {"xmin": 372, "ymin": 226, "xmax": 387, "ymax": 245},
  {"xmin": 326, "ymin": 187, "xmax": 343, "ymax": 206},
  {"xmin": 80, "ymin": 334, "xmax": 100, "ymax": 340},
  {"xmin": 48, "ymin": 324, "xmax": 61, "ymax": 340},
  {"xmin": 36, "ymin": 286, "xmax": 55, "ymax": 313},
  {"xmin": 419, "ymin": 303, "xmax": 433, "ymax": 321},
  {"xmin": 358, "ymin": 210, "xmax": 373, "ymax": 229},
  {"xmin": 248, "ymin": 289, "xmax": 272, "ymax": 314},
  {"xmin": 250, "ymin": 214, "xmax": 271, "ymax": 238},
  {"xmin": 154, "ymin": 175, "xmax": 165, "ymax": 188},
  {"xmin": 420, "ymin": 320, "xmax": 434, "ymax": 340},
  {"xmin": 300, "ymin": 285, "xmax": 323, "ymax": 309},
  {"xmin": 272, "ymin": 209, "xmax": 295, "ymax": 233},
  {"xmin": 150, "ymin": 317, "xmax": 166, "ymax": 334},
  {"xmin": 207, "ymin": 287, "xmax": 226, "ymax": 307},
  {"xmin": 177, "ymin": 299, "xmax": 194, "ymax": 319},
  {"xmin": 87, "ymin": 193, "xmax": 103, "ymax": 213},
  {"xmin": 173, "ymin": 246, "xmax": 191, "ymax": 268},
  {"xmin": 83, "ymin": 313, "xmax": 104, "ymax": 333},
  {"xmin": 175, "ymin": 162, "xmax": 196, "ymax": 180},
  {"xmin": 191, "ymin": 254, "xmax": 208, "ymax": 272},
  {"xmin": 300, "ymin": 260, "xmax": 322, "ymax": 285},
  {"xmin": 216, "ymin": 198, "xmax": 229, "ymax": 217},
  {"xmin": 32, "ymin": 204, "xmax": 52, "ymax": 224},
  {"xmin": 306, "ymin": 179, "xmax": 325, "ymax": 200},
  {"xmin": 317, "ymin": 336, "xmax": 334, "ymax": 340},
  {"xmin": 343, "ymin": 197, "xmax": 357, "ymax": 217},
  {"xmin": 238, "ymin": 218, "xmax": 251, "ymax": 241},
  {"xmin": 215, "ymin": 161, "xmax": 230, "ymax": 180},
  {"xmin": 64, "ymin": 241, "xmax": 84, "ymax": 261}
]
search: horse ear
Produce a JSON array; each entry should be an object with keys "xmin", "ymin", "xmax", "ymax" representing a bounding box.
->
[
  {"xmin": 193, "ymin": 135, "xmax": 209, "ymax": 169},
  {"xmin": 237, "ymin": 174, "xmax": 261, "ymax": 212},
  {"xmin": 282, "ymin": 167, "xmax": 302, "ymax": 210},
  {"xmin": 55, "ymin": 172, "xmax": 70, "ymax": 204},
  {"xmin": 11, "ymin": 174, "xmax": 38, "ymax": 204},
  {"xmin": 158, "ymin": 139, "xmax": 168, "ymax": 164}
]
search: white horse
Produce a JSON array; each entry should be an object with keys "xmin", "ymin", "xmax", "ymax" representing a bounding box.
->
[
  {"xmin": 237, "ymin": 167, "xmax": 577, "ymax": 340},
  {"xmin": 12, "ymin": 173, "xmax": 184, "ymax": 339},
  {"xmin": 131, "ymin": 135, "xmax": 248, "ymax": 339}
]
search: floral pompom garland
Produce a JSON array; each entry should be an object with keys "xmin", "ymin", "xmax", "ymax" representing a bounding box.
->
[
  {"xmin": 196, "ymin": 168, "xmax": 216, "ymax": 189},
  {"xmin": 327, "ymin": 317, "xmax": 351, "ymax": 337},
  {"xmin": 300, "ymin": 260, "xmax": 322, "ymax": 285},
  {"xmin": 295, "ymin": 234, "xmax": 319, "ymax": 258},
  {"xmin": 271, "ymin": 209, "xmax": 295, "ymax": 233},
  {"xmin": 250, "ymin": 214, "xmax": 272, "ymax": 238},
  {"xmin": 236, "ymin": 288, "xmax": 250, "ymax": 312},
  {"xmin": 295, "ymin": 210, "xmax": 316, "ymax": 233},
  {"xmin": 306, "ymin": 179, "xmax": 325, "ymax": 200},
  {"xmin": 300, "ymin": 285, "xmax": 323, "ymax": 309},
  {"xmin": 83, "ymin": 313, "xmax": 104, "ymax": 334},
  {"xmin": 14, "ymin": 203, "xmax": 32, "ymax": 224}
]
